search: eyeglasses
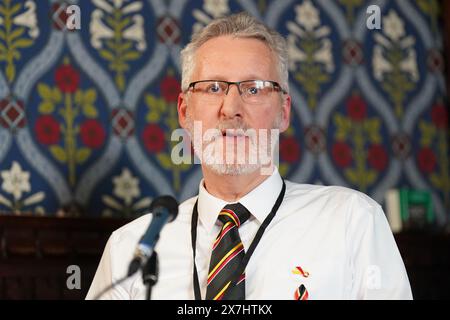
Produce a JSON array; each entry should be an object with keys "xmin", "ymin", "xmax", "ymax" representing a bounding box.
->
[{"xmin": 185, "ymin": 80, "xmax": 287, "ymax": 105}]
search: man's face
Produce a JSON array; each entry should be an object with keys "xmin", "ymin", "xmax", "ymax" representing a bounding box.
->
[{"xmin": 178, "ymin": 35, "xmax": 291, "ymax": 175}]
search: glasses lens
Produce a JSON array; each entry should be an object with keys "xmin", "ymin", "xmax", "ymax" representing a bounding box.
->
[
  {"xmin": 240, "ymin": 80, "xmax": 277, "ymax": 104},
  {"xmin": 189, "ymin": 80, "xmax": 280, "ymax": 105},
  {"xmin": 191, "ymin": 81, "xmax": 226, "ymax": 103}
]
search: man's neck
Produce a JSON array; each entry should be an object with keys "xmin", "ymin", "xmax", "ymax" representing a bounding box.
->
[{"xmin": 202, "ymin": 166, "xmax": 273, "ymax": 202}]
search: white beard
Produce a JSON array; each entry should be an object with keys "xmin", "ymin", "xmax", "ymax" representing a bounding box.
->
[
  {"xmin": 185, "ymin": 114, "xmax": 281, "ymax": 176},
  {"xmin": 202, "ymin": 135, "xmax": 261, "ymax": 176}
]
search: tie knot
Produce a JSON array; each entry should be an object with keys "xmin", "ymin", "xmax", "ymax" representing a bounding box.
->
[{"xmin": 218, "ymin": 203, "xmax": 250, "ymax": 227}]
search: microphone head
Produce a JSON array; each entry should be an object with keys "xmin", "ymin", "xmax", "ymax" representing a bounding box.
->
[{"xmin": 149, "ymin": 195, "xmax": 179, "ymax": 222}]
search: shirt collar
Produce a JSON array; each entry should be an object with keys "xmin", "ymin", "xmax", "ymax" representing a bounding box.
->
[{"xmin": 197, "ymin": 167, "xmax": 283, "ymax": 234}]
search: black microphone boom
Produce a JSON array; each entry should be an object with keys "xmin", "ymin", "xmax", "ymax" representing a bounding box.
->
[{"xmin": 127, "ymin": 195, "xmax": 179, "ymax": 277}]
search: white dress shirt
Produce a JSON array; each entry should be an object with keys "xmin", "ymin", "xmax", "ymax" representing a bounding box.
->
[{"xmin": 86, "ymin": 168, "xmax": 412, "ymax": 300}]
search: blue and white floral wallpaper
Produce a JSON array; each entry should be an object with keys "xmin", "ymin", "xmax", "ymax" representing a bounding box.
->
[{"xmin": 0, "ymin": 0, "xmax": 448, "ymax": 225}]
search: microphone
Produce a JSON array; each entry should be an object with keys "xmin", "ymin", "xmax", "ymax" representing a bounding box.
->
[{"xmin": 127, "ymin": 195, "xmax": 179, "ymax": 277}]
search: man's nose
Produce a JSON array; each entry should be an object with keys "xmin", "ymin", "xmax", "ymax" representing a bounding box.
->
[{"xmin": 220, "ymin": 84, "xmax": 244, "ymax": 119}]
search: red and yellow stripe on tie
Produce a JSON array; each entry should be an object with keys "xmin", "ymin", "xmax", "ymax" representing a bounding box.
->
[
  {"xmin": 212, "ymin": 273, "xmax": 245, "ymax": 300},
  {"xmin": 219, "ymin": 209, "xmax": 241, "ymax": 226},
  {"xmin": 207, "ymin": 242, "xmax": 244, "ymax": 285},
  {"xmin": 213, "ymin": 273, "xmax": 245, "ymax": 300},
  {"xmin": 212, "ymin": 221, "xmax": 234, "ymax": 249},
  {"xmin": 213, "ymin": 281, "xmax": 231, "ymax": 300}
]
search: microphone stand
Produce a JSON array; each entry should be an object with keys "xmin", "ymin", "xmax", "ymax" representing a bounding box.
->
[{"xmin": 142, "ymin": 251, "xmax": 159, "ymax": 300}]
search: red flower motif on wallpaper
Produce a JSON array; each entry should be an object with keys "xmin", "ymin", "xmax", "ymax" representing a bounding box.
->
[
  {"xmin": 80, "ymin": 119, "xmax": 106, "ymax": 149},
  {"xmin": 142, "ymin": 124, "xmax": 165, "ymax": 153},
  {"xmin": 143, "ymin": 71, "xmax": 191, "ymax": 193},
  {"xmin": 346, "ymin": 95, "xmax": 367, "ymax": 122},
  {"xmin": 332, "ymin": 142, "xmax": 352, "ymax": 167},
  {"xmin": 36, "ymin": 61, "xmax": 103, "ymax": 187},
  {"xmin": 35, "ymin": 115, "xmax": 61, "ymax": 145},
  {"xmin": 431, "ymin": 103, "xmax": 448, "ymax": 129},
  {"xmin": 280, "ymin": 137, "xmax": 301, "ymax": 163},
  {"xmin": 417, "ymin": 147, "xmax": 437, "ymax": 173},
  {"xmin": 160, "ymin": 75, "xmax": 181, "ymax": 102},
  {"xmin": 55, "ymin": 65, "xmax": 80, "ymax": 93},
  {"xmin": 367, "ymin": 144, "xmax": 388, "ymax": 171}
]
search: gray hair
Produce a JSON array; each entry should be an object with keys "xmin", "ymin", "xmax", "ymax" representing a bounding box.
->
[{"xmin": 180, "ymin": 12, "xmax": 289, "ymax": 93}]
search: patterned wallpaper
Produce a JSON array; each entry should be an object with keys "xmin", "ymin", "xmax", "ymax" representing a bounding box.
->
[{"xmin": 0, "ymin": 0, "xmax": 448, "ymax": 225}]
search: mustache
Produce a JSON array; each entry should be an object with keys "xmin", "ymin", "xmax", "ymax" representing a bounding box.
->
[
  {"xmin": 184, "ymin": 114, "xmax": 277, "ymax": 142},
  {"xmin": 215, "ymin": 120, "xmax": 256, "ymax": 141},
  {"xmin": 197, "ymin": 119, "xmax": 255, "ymax": 143},
  {"xmin": 216, "ymin": 119, "xmax": 251, "ymax": 132}
]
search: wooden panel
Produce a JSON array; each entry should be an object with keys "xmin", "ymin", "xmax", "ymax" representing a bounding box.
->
[
  {"xmin": 0, "ymin": 215, "xmax": 130, "ymax": 300},
  {"xmin": 394, "ymin": 232, "xmax": 450, "ymax": 299},
  {"xmin": 0, "ymin": 215, "xmax": 449, "ymax": 299}
]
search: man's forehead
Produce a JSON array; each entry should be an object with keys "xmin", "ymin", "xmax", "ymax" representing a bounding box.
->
[
  {"xmin": 192, "ymin": 35, "xmax": 277, "ymax": 79},
  {"xmin": 196, "ymin": 35, "xmax": 271, "ymax": 54}
]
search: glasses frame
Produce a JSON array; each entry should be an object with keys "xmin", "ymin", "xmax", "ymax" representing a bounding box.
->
[{"xmin": 185, "ymin": 79, "xmax": 288, "ymax": 97}]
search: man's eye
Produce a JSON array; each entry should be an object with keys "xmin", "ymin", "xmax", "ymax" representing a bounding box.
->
[
  {"xmin": 206, "ymin": 84, "xmax": 222, "ymax": 93},
  {"xmin": 247, "ymin": 87, "xmax": 259, "ymax": 95}
]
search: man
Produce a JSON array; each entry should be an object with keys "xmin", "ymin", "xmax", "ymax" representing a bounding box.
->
[{"xmin": 86, "ymin": 12, "xmax": 412, "ymax": 300}]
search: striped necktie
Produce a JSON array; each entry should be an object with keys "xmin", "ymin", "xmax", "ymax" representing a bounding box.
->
[{"xmin": 206, "ymin": 203, "xmax": 250, "ymax": 300}]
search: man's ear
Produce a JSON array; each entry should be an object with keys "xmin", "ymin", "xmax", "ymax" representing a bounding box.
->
[
  {"xmin": 279, "ymin": 94, "xmax": 291, "ymax": 133},
  {"xmin": 177, "ymin": 92, "xmax": 188, "ymax": 129}
]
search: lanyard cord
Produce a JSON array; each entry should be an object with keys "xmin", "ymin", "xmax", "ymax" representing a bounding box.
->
[{"xmin": 191, "ymin": 180, "xmax": 286, "ymax": 300}]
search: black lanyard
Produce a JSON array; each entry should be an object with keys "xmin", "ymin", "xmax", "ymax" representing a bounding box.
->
[{"xmin": 191, "ymin": 179, "xmax": 286, "ymax": 300}]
